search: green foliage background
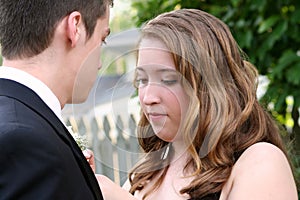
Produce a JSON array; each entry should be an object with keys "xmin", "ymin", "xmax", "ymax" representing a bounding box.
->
[{"xmin": 131, "ymin": 0, "xmax": 300, "ymax": 194}]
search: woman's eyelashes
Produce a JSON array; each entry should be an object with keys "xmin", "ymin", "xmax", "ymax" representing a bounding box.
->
[
  {"xmin": 135, "ymin": 78, "xmax": 148, "ymax": 87},
  {"xmin": 135, "ymin": 76, "xmax": 179, "ymax": 88},
  {"xmin": 161, "ymin": 79, "xmax": 178, "ymax": 85}
]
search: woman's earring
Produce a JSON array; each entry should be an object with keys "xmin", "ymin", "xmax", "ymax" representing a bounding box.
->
[{"xmin": 161, "ymin": 143, "xmax": 171, "ymax": 160}]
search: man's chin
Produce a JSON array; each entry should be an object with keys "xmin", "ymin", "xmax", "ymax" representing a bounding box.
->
[
  {"xmin": 69, "ymin": 94, "xmax": 89, "ymax": 104},
  {"xmin": 70, "ymin": 84, "xmax": 93, "ymax": 104}
]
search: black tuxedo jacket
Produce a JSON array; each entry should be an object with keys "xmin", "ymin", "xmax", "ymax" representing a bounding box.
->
[{"xmin": 0, "ymin": 79, "xmax": 103, "ymax": 200}]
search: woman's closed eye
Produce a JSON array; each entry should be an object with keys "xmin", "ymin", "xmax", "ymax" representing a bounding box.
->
[
  {"xmin": 161, "ymin": 79, "xmax": 178, "ymax": 85},
  {"xmin": 135, "ymin": 78, "xmax": 148, "ymax": 87}
]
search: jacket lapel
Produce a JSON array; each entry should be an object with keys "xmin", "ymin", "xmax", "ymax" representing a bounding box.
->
[{"xmin": 0, "ymin": 79, "xmax": 103, "ymax": 200}]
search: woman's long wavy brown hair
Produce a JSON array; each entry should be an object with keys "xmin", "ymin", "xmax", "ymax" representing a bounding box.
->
[{"xmin": 129, "ymin": 9, "xmax": 287, "ymax": 199}]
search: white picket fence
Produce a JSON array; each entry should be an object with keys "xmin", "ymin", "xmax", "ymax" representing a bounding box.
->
[{"xmin": 63, "ymin": 99, "xmax": 141, "ymax": 186}]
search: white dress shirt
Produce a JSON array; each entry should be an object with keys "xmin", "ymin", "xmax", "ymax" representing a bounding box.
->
[{"xmin": 0, "ymin": 66, "xmax": 64, "ymax": 123}]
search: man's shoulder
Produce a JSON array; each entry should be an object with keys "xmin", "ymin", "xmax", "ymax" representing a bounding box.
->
[{"xmin": 0, "ymin": 97, "xmax": 56, "ymax": 144}]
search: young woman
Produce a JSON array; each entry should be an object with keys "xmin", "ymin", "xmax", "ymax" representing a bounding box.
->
[{"xmin": 96, "ymin": 9, "xmax": 298, "ymax": 200}]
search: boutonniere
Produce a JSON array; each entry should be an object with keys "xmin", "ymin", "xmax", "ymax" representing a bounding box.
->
[{"xmin": 67, "ymin": 126, "xmax": 88, "ymax": 151}]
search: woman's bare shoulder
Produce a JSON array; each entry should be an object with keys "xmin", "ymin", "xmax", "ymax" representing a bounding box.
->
[
  {"xmin": 236, "ymin": 142, "xmax": 287, "ymax": 165},
  {"xmin": 222, "ymin": 142, "xmax": 298, "ymax": 200}
]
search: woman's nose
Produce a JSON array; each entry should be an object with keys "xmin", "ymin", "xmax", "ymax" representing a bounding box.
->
[{"xmin": 139, "ymin": 83, "xmax": 161, "ymax": 105}]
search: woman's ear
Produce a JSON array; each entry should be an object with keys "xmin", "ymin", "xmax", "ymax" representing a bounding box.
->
[{"xmin": 66, "ymin": 11, "xmax": 83, "ymax": 48}]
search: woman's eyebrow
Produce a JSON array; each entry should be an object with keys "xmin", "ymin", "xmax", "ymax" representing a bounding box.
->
[
  {"xmin": 136, "ymin": 66, "xmax": 176, "ymax": 73},
  {"xmin": 156, "ymin": 68, "xmax": 177, "ymax": 73}
]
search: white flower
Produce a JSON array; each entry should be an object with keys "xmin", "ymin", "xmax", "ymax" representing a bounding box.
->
[{"xmin": 67, "ymin": 126, "xmax": 88, "ymax": 151}]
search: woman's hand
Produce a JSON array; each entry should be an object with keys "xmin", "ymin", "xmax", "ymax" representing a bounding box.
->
[
  {"xmin": 83, "ymin": 149, "xmax": 95, "ymax": 173},
  {"xmin": 96, "ymin": 174, "xmax": 137, "ymax": 200},
  {"xmin": 83, "ymin": 150, "xmax": 137, "ymax": 200}
]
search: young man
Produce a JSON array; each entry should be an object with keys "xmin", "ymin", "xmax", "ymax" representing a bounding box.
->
[{"xmin": 0, "ymin": 0, "xmax": 113, "ymax": 199}]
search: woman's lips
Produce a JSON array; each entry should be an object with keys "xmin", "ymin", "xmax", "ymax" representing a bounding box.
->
[{"xmin": 148, "ymin": 113, "xmax": 167, "ymax": 122}]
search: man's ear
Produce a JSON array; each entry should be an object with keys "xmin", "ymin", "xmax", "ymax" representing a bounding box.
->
[{"xmin": 67, "ymin": 11, "xmax": 83, "ymax": 48}]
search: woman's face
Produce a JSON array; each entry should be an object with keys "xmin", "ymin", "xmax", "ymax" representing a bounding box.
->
[{"xmin": 136, "ymin": 38, "xmax": 190, "ymax": 142}]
